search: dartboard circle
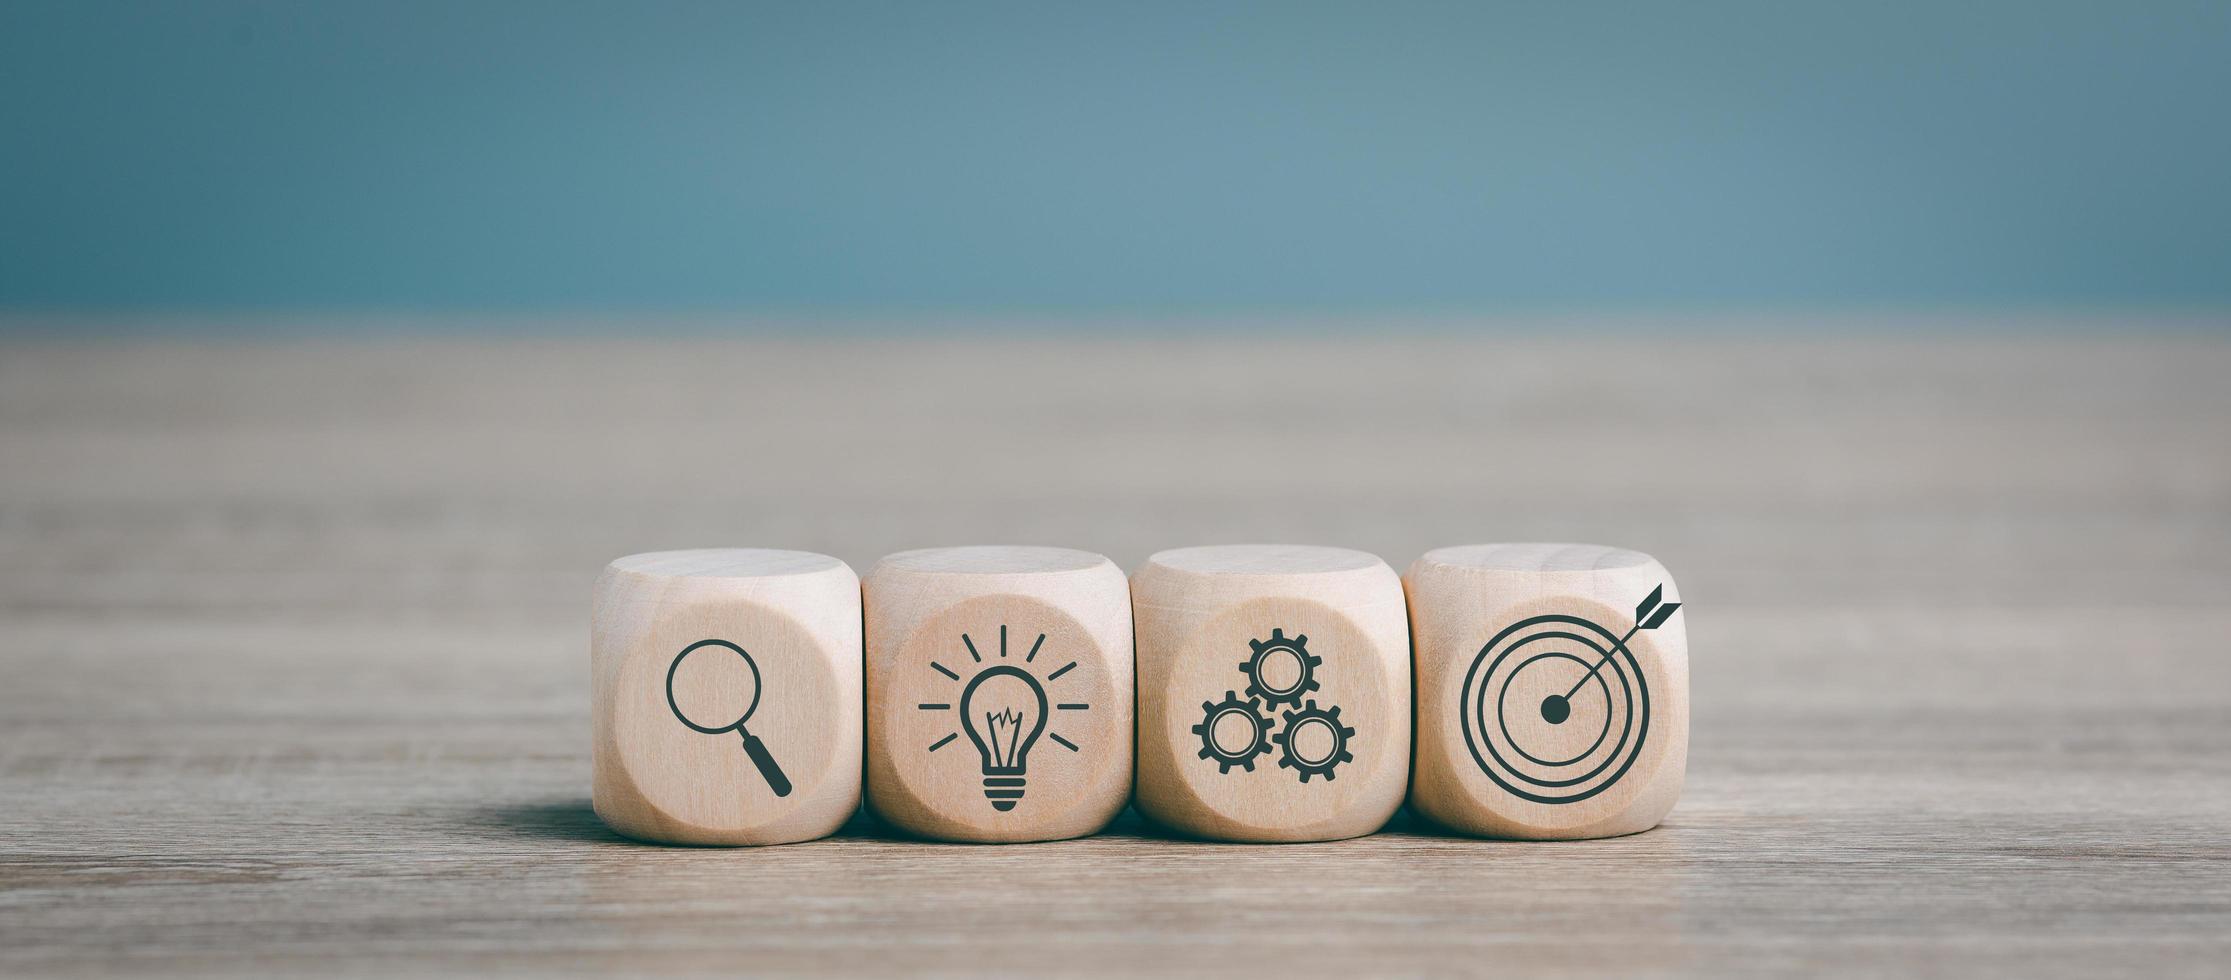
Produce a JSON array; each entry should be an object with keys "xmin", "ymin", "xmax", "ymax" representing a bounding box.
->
[
  {"xmin": 1482, "ymin": 633, "xmax": 1631, "ymax": 787},
  {"xmin": 1497, "ymin": 651, "xmax": 1614, "ymax": 768},
  {"xmin": 1461, "ymin": 613, "xmax": 1651, "ymax": 805}
]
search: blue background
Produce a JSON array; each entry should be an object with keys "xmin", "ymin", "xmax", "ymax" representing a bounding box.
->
[{"xmin": 3, "ymin": 1, "xmax": 2228, "ymax": 316}]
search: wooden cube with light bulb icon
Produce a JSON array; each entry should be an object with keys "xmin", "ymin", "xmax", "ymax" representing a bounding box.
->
[
  {"xmin": 590, "ymin": 549, "xmax": 862, "ymax": 846},
  {"xmin": 1131, "ymin": 545, "xmax": 1412, "ymax": 842},
  {"xmin": 864, "ymin": 546, "xmax": 1133, "ymax": 842},
  {"xmin": 1404, "ymin": 543, "xmax": 1689, "ymax": 840}
]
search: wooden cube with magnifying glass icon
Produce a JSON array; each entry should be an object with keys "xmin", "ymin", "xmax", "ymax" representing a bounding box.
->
[
  {"xmin": 590, "ymin": 548, "xmax": 862, "ymax": 846},
  {"xmin": 863, "ymin": 546, "xmax": 1133, "ymax": 843},
  {"xmin": 1404, "ymin": 543, "xmax": 1689, "ymax": 840},
  {"xmin": 1131, "ymin": 545, "xmax": 1412, "ymax": 842}
]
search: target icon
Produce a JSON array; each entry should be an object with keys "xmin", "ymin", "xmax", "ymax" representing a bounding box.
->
[{"xmin": 1460, "ymin": 585, "xmax": 1680, "ymax": 805}]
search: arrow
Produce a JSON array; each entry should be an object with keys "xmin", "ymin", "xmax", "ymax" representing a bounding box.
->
[{"xmin": 1541, "ymin": 585, "xmax": 1680, "ymax": 724}]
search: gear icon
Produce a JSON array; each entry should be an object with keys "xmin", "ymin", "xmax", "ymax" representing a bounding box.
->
[
  {"xmin": 1240, "ymin": 628, "xmax": 1322, "ymax": 709},
  {"xmin": 1192, "ymin": 690, "xmax": 1274, "ymax": 773},
  {"xmin": 1273, "ymin": 700, "xmax": 1356, "ymax": 783}
]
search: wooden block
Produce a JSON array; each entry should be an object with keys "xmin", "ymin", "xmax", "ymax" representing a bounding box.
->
[
  {"xmin": 590, "ymin": 549, "xmax": 862, "ymax": 846},
  {"xmin": 863, "ymin": 546, "xmax": 1132, "ymax": 842},
  {"xmin": 1131, "ymin": 545, "xmax": 1411, "ymax": 842},
  {"xmin": 1404, "ymin": 543, "xmax": 1689, "ymax": 840}
]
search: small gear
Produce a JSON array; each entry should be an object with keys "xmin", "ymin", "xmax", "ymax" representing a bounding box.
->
[
  {"xmin": 1273, "ymin": 700, "xmax": 1356, "ymax": 783},
  {"xmin": 1192, "ymin": 690, "xmax": 1274, "ymax": 773},
  {"xmin": 1240, "ymin": 628, "xmax": 1322, "ymax": 709}
]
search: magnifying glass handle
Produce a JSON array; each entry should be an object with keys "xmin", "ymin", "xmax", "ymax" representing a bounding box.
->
[{"xmin": 739, "ymin": 730, "xmax": 793, "ymax": 798}]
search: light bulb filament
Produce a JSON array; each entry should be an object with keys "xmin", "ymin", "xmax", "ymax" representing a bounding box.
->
[
  {"xmin": 984, "ymin": 707, "xmax": 1028, "ymax": 768},
  {"xmin": 955, "ymin": 661, "xmax": 1050, "ymax": 812}
]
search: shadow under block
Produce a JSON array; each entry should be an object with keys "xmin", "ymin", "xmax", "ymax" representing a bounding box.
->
[
  {"xmin": 590, "ymin": 549, "xmax": 863, "ymax": 846},
  {"xmin": 1404, "ymin": 543, "xmax": 1689, "ymax": 840},
  {"xmin": 864, "ymin": 546, "xmax": 1134, "ymax": 843},
  {"xmin": 1131, "ymin": 545, "xmax": 1411, "ymax": 842}
]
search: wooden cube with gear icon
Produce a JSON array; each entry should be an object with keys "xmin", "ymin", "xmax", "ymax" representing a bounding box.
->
[
  {"xmin": 1404, "ymin": 543, "xmax": 1689, "ymax": 840},
  {"xmin": 864, "ymin": 546, "xmax": 1133, "ymax": 843},
  {"xmin": 1131, "ymin": 545, "xmax": 1411, "ymax": 841},
  {"xmin": 591, "ymin": 549, "xmax": 863, "ymax": 846}
]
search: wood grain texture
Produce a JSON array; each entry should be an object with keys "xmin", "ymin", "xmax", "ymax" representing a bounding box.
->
[
  {"xmin": 1405, "ymin": 543, "xmax": 1688, "ymax": 839},
  {"xmin": 2, "ymin": 329, "xmax": 2229, "ymax": 976},
  {"xmin": 590, "ymin": 549, "xmax": 861, "ymax": 845},
  {"xmin": 864, "ymin": 546, "xmax": 1132, "ymax": 842},
  {"xmin": 1132, "ymin": 545, "xmax": 1410, "ymax": 841}
]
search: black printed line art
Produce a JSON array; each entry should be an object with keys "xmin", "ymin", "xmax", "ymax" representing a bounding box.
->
[
  {"xmin": 1272, "ymin": 701, "xmax": 1354, "ymax": 783},
  {"xmin": 667, "ymin": 639, "xmax": 792, "ymax": 798},
  {"xmin": 920, "ymin": 625, "xmax": 1087, "ymax": 812},
  {"xmin": 1195, "ymin": 628, "xmax": 1354, "ymax": 783},
  {"xmin": 1242, "ymin": 628, "xmax": 1321, "ymax": 708},
  {"xmin": 1195, "ymin": 690, "xmax": 1273, "ymax": 773},
  {"xmin": 1460, "ymin": 585, "xmax": 1681, "ymax": 805}
]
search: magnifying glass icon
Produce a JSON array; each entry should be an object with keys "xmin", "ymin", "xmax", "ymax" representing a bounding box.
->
[{"xmin": 666, "ymin": 639, "xmax": 792, "ymax": 797}]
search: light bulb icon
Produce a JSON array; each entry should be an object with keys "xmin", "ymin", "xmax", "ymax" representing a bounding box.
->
[
  {"xmin": 957, "ymin": 665, "xmax": 1047, "ymax": 811},
  {"xmin": 920, "ymin": 625, "xmax": 1089, "ymax": 814}
]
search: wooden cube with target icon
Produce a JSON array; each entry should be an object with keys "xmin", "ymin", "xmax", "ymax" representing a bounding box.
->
[
  {"xmin": 1131, "ymin": 545, "xmax": 1411, "ymax": 842},
  {"xmin": 591, "ymin": 549, "xmax": 863, "ymax": 846},
  {"xmin": 864, "ymin": 546, "xmax": 1133, "ymax": 843},
  {"xmin": 1404, "ymin": 543, "xmax": 1689, "ymax": 840}
]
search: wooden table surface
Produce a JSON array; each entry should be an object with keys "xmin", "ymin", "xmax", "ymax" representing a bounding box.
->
[{"xmin": 3, "ymin": 331, "xmax": 2227, "ymax": 976}]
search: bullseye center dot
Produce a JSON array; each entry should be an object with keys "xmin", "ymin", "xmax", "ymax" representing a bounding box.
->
[{"xmin": 1540, "ymin": 694, "xmax": 1570, "ymax": 724}]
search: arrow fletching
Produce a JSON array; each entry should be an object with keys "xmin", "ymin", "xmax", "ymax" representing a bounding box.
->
[
  {"xmin": 1635, "ymin": 585, "xmax": 1663, "ymax": 625},
  {"xmin": 1641, "ymin": 600, "xmax": 1681, "ymax": 630}
]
